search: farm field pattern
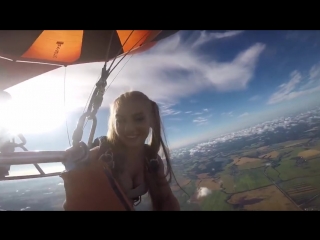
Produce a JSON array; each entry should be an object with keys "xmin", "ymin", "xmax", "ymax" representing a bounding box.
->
[{"xmin": 167, "ymin": 107, "xmax": 320, "ymax": 211}]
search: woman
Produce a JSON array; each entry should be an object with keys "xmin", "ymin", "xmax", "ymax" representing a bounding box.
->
[{"xmin": 62, "ymin": 91, "xmax": 180, "ymax": 211}]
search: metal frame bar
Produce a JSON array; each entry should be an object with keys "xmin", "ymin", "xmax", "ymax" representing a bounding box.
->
[
  {"xmin": 0, "ymin": 151, "xmax": 66, "ymax": 181},
  {"xmin": 2, "ymin": 172, "xmax": 61, "ymax": 181},
  {"xmin": 0, "ymin": 151, "xmax": 66, "ymax": 165}
]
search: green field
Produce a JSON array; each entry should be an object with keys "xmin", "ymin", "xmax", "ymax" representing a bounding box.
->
[
  {"xmin": 234, "ymin": 168, "xmax": 271, "ymax": 192},
  {"xmin": 265, "ymin": 167, "xmax": 280, "ymax": 182},
  {"xmin": 237, "ymin": 160, "xmax": 266, "ymax": 170},
  {"xmin": 279, "ymin": 176, "xmax": 320, "ymax": 210},
  {"xmin": 171, "ymin": 135, "xmax": 320, "ymax": 211},
  {"xmin": 200, "ymin": 191, "xmax": 233, "ymax": 211},
  {"xmin": 275, "ymin": 157, "xmax": 320, "ymax": 180}
]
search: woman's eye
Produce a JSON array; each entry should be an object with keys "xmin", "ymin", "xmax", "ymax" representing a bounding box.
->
[
  {"xmin": 135, "ymin": 117, "xmax": 144, "ymax": 122},
  {"xmin": 116, "ymin": 119, "xmax": 124, "ymax": 124}
]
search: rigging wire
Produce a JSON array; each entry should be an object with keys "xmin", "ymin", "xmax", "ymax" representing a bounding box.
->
[
  {"xmin": 106, "ymin": 31, "xmax": 134, "ymax": 72},
  {"xmin": 81, "ymin": 31, "xmax": 149, "ymax": 130},
  {"xmin": 63, "ymin": 66, "xmax": 71, "ymax": 146},
  {"xmin": 81, "ymin": 74, "xmax": 102, "ymax": 130},
  {"xmin": 80, "ymin": 30, "xmax": 130, "ymax": 130},
  {"xmin": 109, "ymin": 31, "xmax": 151, "ymax": 75},
  {"xmin": 105, "ymin": 54, "xmax": 134, "ymax": 93}
]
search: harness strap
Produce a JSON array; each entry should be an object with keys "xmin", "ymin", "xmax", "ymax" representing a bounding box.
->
[
  {"xmin": 93, "ymin": 136, "xmax": 143, "ymax": 206},
  {"xmin": 92, "ymin": 136, "xmax": 161, "ymax": 206}
]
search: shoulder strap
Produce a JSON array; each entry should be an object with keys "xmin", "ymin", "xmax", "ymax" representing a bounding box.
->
[
  {"xmin": 93, "ymin": 138, "xmax": 160, "ymax": 174},
  {"xmin": 91, "ymin": 136, "xmax": 111, "ymax": 156},
  {"xmin": 144, "ymin": 144, "xmax": 159, "ymax": 173},
  {"xmin": 91, "ymin": 136, "xmax": 107, "ymax": 149},
  {"xmin": 90, "ymin": 136, "xmax": 114, "ymax": 167},
  {"xmin": 97, "ymin": 136, "xmax": 110, "ymax": 155}
]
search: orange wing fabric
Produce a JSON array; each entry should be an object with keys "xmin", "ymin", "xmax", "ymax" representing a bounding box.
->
[{"xmin": 0, "ymin": 30, "xmax": 179, "ymax": 90}]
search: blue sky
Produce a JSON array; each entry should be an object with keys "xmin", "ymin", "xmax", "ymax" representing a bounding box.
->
[{"xmin": 3, "ymin": 30, "xmax": 320, "ymax": 152}]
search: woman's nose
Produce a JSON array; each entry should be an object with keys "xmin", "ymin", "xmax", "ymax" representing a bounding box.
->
[{"xmin": 124, "ymin": 122, "xmax": 136, "ymax": 133}]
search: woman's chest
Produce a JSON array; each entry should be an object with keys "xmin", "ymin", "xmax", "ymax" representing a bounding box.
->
[{"xmin": 116, "ymin": 167, "xmax": 148, "ymax": 199}]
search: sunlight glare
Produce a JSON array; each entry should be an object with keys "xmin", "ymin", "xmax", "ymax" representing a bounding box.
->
[
  {"xmin": 8, "ymin": 163, "xmax": 65, "ymax": 176},
  {"xmin": 0, "ymin": 97, "xmax": 66, "ymax": 135}
]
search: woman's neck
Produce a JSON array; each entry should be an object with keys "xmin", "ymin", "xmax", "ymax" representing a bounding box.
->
[{"xmin": 125, "ymin": 146, "xmax": 145, "ymax": 160}]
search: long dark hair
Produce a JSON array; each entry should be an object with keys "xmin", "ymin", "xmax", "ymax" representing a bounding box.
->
[{"xmin": 106, "ymin": 91, "xmax": 176, "ymax": 209}]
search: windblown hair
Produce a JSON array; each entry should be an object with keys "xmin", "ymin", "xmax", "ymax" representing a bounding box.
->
[
  {"xmin": 106, "ymin": 91, "xmax": 176, "ymax": 209},
  {"xmin": 107, "ymin": 91, "xmax": 173, "ymax": 177}
]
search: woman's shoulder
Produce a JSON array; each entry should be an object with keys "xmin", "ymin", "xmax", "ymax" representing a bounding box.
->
[{"xmin": 89, "ymin": 135, "xmax": 111, "ymax": 161}]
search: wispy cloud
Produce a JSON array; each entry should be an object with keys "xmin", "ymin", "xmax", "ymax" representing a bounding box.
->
[
  {"xmin": 193, "ymin": 116, "xmax": 209, "ymax": 126},
  {"xmin": 267, "ymin": 62, "xmax": 320, "ymax": 104},
  {"xmin": 221, "ymin": 111, "xmax": 233, "ymax": 117},
  {"xmin": 7, "ymin": 30, "xmax": 265, "ymax": 114},
  {"xmin": 159, "ymin": 102, "xmax": 181, "ymax": 116},
  {"xmin": 193, "ymin": 113, "xmax": 213, "ymax": 126},
  {"xmin": 309, "ymin": 63, "xmax": 320, "ymax": 80},
  {"xmin": 192, "ymin": 30, "xmax": 244, "ymax": 48},
  {"xmin": 300, "ymin": 62, "xmax": 320, "ymax": 90},
  {"xmin": 191, "ymin": 108, "xmax": 212, "ymax": 116},
  {"xmin": 192, "ymin": 112, "xmax": 203, "ymax": 115},
  {"xmin": 249, "ymin": 95, "xmax": 261, "ymax": 101},
  {"xmin": 185, "ymin": 111, "xmax": 192, "ymax": 114},
  {"xmin": 238, "ymin": 112, "xmax": 249, "ymax": 118},
  {"xmin": 285, "ymin": 30, "xmax": 320, "ymax": 44}
]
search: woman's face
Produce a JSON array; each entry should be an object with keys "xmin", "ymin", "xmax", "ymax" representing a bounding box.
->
[{"xmin": 114, "ymin": 99, "xmax": 152, "ymax": 148}]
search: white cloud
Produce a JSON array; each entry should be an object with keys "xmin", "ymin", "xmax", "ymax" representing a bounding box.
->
[
  {"xmin": 158, "ymin": 102, "xmax": 180, "ymax": 116},
  {"xmin": 238, "ymin": 112, "xmax": 249, "ymax": 118},
  {"xmin": 191, "ymin": 107, "xmax": 213, "ymax": 116},
  {"xmin": 300, "ymin": 62, "xmax": 320, "ymax": 91},
  {"xmin": 267, "ymin": 70, "xmax": 301, "ymax": 104},
  {"xmin": 193, "ymin": 113, "xmax": 213, "ymax": 126},
  {"xmin": 309, "ymin": 63, "xmax": 320, "ymax": 80},
  {"xmin": 221, "ymin": 111, "xmax": 233, "ymax": 117},
  {"xmin": 192, "ymin": 30, "xmax": 244, "ymax": 48},
  {"xmin": 192, "ymin": 112, "xmax": 203, "ymax": 115},
  {"xmin": 197, "ymin": 187, "xmax": 212, "ymax": 199},
  {"xmin": 193, "ymin": 116, "xmax": 208, "ymax": 126},
  {"xmin": 178, "ymin": 106, "xmax": 320, "ymax": 151},
  {"xmin": 249, "ymin": 95, "xmax": 261, "ymax": 101},
  {"xmin": 7, "ymin": 30, "xmax": 265, "ymax": 114},
  {"xmin": 267, "ymin": 63, "xmax": 320, "ymax": 104}
]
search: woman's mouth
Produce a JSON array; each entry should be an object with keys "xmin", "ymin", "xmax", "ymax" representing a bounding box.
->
[{"xmin": 126, "ymin": 135, "xmax": 138, "ymax": 139}]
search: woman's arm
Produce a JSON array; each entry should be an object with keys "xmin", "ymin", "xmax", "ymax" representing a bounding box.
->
[{"xmin": 155, "ymin": 157, "xmax": 180, "ymax": 211}]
